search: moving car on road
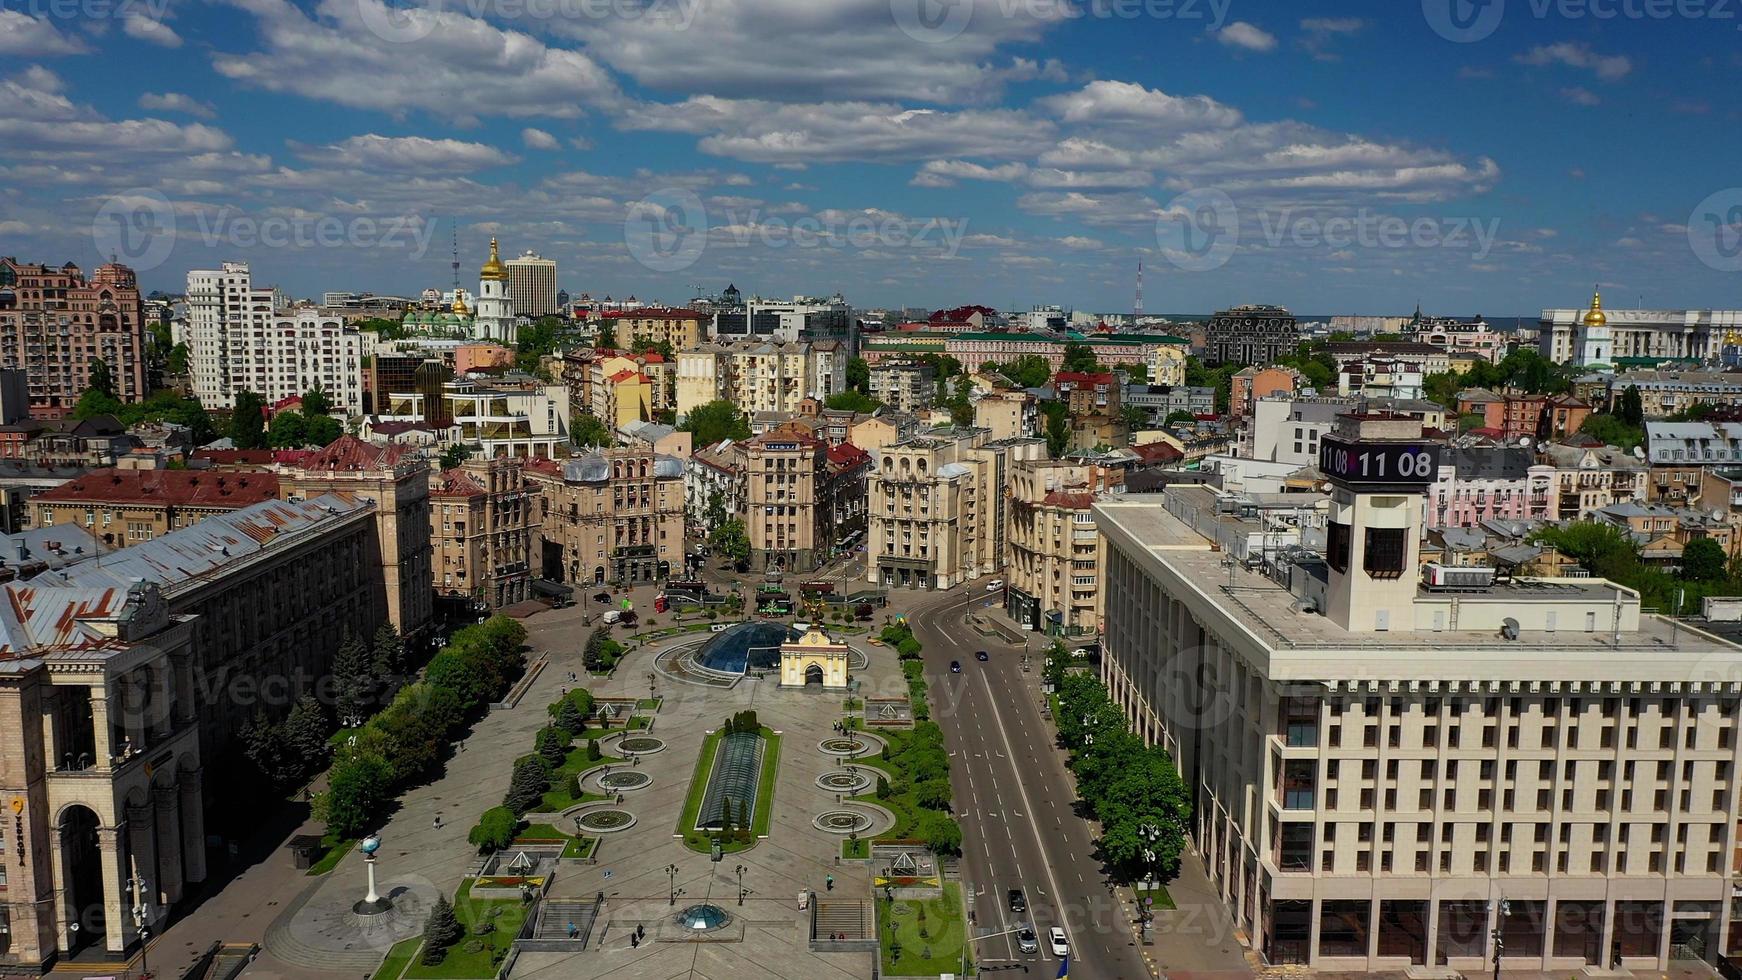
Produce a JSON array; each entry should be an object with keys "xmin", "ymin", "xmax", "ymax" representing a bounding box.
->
[
  {"xmin": 950, "ymin": 660, "xmax": 961, "ymax": 673},
  {"xmin": 1008, "ymin": 889, "xmax": 1026, "ymax": 913},
  {"xmin": 986, "ymin": 578, "xmax": 1005, "ymax": 592},
  {"xmin": 1048, "ymin": 926, "xmax": 1069, "ymax": 958},
  {"xmin": 975, "ymin": 650, "xmax": 989, "ymax": 661},
  {"xmin": 1018, "ymin": 926, "xmax": 1038, "ymax": 953}
]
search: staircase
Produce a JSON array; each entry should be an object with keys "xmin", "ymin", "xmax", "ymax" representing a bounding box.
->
[{"xmin": 812, "ymin": 900, "xmax": 876, "ymax": 952}]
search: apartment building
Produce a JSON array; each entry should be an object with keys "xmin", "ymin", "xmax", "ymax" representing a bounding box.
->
[
  {"xmin": 526, "ymin": 450, "xmax": 684, "ymax": 584},
  {"xmin": 1538, "ymin": 443, "xmax": 1647, "ymax": 519},
  {"xmin": 685, "ymin": 439, "xmax": 745, "ymax": 538},
  {"xmin": 429, "ymin": 456, "xmax": 532, "ymax": 611},
  {"xmin": 0, "ymin": 495, "xmax": 382, "ymax": 970},
  {"xmin": 503, "ymin": 250, "xmax": 557, "ymax": 317},
  {"xmin": 742, "ymin": 432, "xmax": 829, "ymax": 572},
  {"xmin": 31, "ymin": 469, "xmax": 281, "ymax": 545},
  {"xmin": 0, "ymin": 258, "xmax": 148, "ymax": 417},
  {"xmin": 1426, "ymin": 447, "xmax": 1551, "ymax": 530},
  {"xmin": 1248, "ymin": 397, "xmax": 1354, "ymax": 467},
  {"xmin": 1588, "ymin": 371, "xmax": 1742, "ymax": 417},
  {"xmin": 185, "ymin": 264, "xmax": 364, "ymax": 412},
  {"xmin": 674, "ymin": 339, "xmax": 826, "ymax": 419},
  {"xmin": 276, "ymin": 435, "xmax": 434, "ymax": 636},
  {"xmin": 1095, "ymin": 414, "xmax": 1742, "ymax": 972},
  {"xmin": 383, "ymin": 376, "xmax": 570, "ymax": 460},
  {"xmin": 1204, "ymin": 305, "xmax": 1298, "ymax": 366},
  {"xmin": 866, "ymin": 428, "xmax": 1012, "ymax": 589},
  {"xmin": 1005, "ymin": 456, "xmax": 1118, "ymax": 635},
  {"xmin": 868, "ymin": 360, "xmax": 936, "ymax": 413},
  {"xmin": 974, "ymin": 388, "xmax": 1035, "ymax": 441},
  {"xmin": 1232, "ymin": 366, "xmax": 1302, "ymax": 418},
  {"xmin": 603, "ymin": 308, "xmax": 703, "ymax": 352}
]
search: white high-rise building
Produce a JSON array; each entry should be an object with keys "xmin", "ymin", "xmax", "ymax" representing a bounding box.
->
[
  {"xmin": 474, "ymin": 239, "xmax": 518, "ymax": 344},
  {"xmin": 504, "ymin": 249, "xmax": 557, "ymax": 318},
  {"xmin": 184, "ymin": 262, "xmax": 365, "ymax": 413}
]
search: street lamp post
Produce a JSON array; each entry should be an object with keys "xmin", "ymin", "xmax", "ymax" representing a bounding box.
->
[
  {"xmin": 1138, "ymin": 821, "xmax": 1163, "ymax": 945},
  {"xmin": 1490, "ymin": 899, "xmax": 1510, "ymax": 980},
  {"xmin": 735, "ymin": 864, "xmax": 746, "ymax": 906},
  {"xmin": 666, "ymin": 863, "xmax": 679, "ymax": 907},
  {"xmin": 129, "ymin": 878, "xmax": 154, "ymax": 980}
]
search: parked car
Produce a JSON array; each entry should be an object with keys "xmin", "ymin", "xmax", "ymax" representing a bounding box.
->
[
  {"xmin": 601, "ymin": 610, "xmax": 621, "ymax": 625},
  {"xmin": 593, "ymin": 591, "xmax": 612, "ymax": 603},
  {"xmin": 1008, "ymin": 889, "xmax": 1026, "ymax": 913},
  {"xmin": 1017, "ymin": 926, "xmax": 1038, "ymax": 954},
  {"xmin": 1048, "ymin": 926, "xmax": 1069, "ymax": 958}
]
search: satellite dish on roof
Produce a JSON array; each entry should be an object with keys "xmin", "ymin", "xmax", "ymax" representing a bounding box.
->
[{"xmin": 1633, "ymin": 446, "xmax": 1646, "ymax": 459}]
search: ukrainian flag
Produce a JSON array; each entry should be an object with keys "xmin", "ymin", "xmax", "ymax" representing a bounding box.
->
[{"xmin": 1056, "ymin": 955, "xmax": 1069, "ymax": 979}]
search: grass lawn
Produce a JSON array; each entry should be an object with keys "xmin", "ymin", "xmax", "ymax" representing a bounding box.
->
[
  {"xmin": 402, "ymin": 879, "xmax": 527, "ymax": 979},
  {"xmin": 371, "ymin": 937, "xmax": 420, "ymax": 980},
  {"xmin": 305, "ymin": 834, "xmax": 354, "ymax": 876},
  {"xmin": 514, "ymin": 824, "xmax": 596, "ymax": 860},
  {"xmin": 845, "ymin": 751, "xmax": 927, "ymax": 842},
  {"xmin": 880, "ymin": 883, "xmax": 969, "ymax": 977},
  {"xmin": 842, "ymin": 837, "xmax": 869, "ymax": 859},
  {"xmin": 1143, "ymin": 884, "xmax": 1176, "ymax": 910},
  {"xmin": 538, "ymin": 744, "xmax": 621, "ymax": 812},
  {"xmin": 677, "ymin": 726, "xmax": 781, "ymax": 854},
  {"xmin": 635, "ymin": 697, "xmax": 662, "ymax": 711}
]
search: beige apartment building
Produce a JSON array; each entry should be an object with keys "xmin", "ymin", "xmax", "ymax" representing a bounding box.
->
[
  {"xmin": 604, "ymin": 308, "xmax": 703, "ymax": 352},
  {"xmin": 974, "ymin": 388, "xmax": 1034, "ymax": 442},
  {"xmin": 1095, "ymin": 414, "xmax": 1742, "ymax": 973},
  {"xmin": 675, "ymin": 340, "xmax": 821, "ymax": 420},
  {"xmin": 0, "ymin": 495, "xmax": 382, "ymax": 971},
  {"xmin": 742, "ymin": 431, "xmax": 829, "ymax": 572},
  {"xmin": 1540, "ymin": 443, "xmax": 1647, "ymax": 519},
  {"xmin": 32, "ymin": 470, "xmax": 281, "ymax": 546},
  {"xmin": 867, "ymin": 428, "xmax": 1014, "ymax": 589},
  {"xmin": 430, "ymin": 456, "xmax": 532, "ymax": 611},
  {"xmin": 1005, "ymin": 457, "xmax": 1118, "ymax": 635},
  {"xmin": 526, "ymin": 450, "xmax": 684, "ymax": 584}
]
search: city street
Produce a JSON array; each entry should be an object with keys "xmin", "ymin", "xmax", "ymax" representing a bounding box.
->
[{"xmin": 908, "ymin": 586, "xmax": 1157, "ymax": 979}]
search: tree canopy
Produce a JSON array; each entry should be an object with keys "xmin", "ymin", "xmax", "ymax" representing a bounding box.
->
[
  {"xmin": 679, "ymin": 399, "xmax": 751, "ymax": 445},
  {"xmin": 1059, "ymin": 342, "xmax": 1100, "ymax": 374},
  {"xmin": 824, "ymin": 389, "xmax": 881, "ymax": 413}
]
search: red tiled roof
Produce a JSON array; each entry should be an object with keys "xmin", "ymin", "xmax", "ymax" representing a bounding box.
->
[
  {"xmin": 297, "ymin": 435, "xmax": 417, "ymax": 472},
  {"xmin": 430, "ymin": 467, "xmax": 487, "ymax": 498},
  {"xmin": 1133, "ymin": 442, "xmax": 1184, "ymax": 464},
  {"xmin": 1042, "ymin": 489, "xmax": 1098, "ymax": 509},
  {"xmin": 827, "ymin": 443, "xmax": 870, "ymax": 467},
  {"xmin": 1055, "ymin": 371, "xmax": 1115, "ymax": 386},
  {"xmin": 608, "ymin": 369, "xmax": 643, "ymax": 384},
  {"xmin": 598, "ymin": 307, "xmax": 702, "ymax": 319},
  {"xmin": 36, "ymin": 469, "xmax": 280, "ymax": 509},
  {"xmin": 522, "ymin": 456, "xmax": 563, "ymax": 476}
]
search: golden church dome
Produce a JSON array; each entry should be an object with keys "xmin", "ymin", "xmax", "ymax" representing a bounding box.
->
[
  {"xmin": 1582, "ymin": 286, "xmax": 1607, "ymax": 328},
  {"xmin": 480, "ymin": 237, "xmax": 507, "ymax": 281}
]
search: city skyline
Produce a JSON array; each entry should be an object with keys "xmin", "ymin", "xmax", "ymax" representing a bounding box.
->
[{"xmin": 6, "ymin": 2, "xmax": 1742, "ymax": 314}]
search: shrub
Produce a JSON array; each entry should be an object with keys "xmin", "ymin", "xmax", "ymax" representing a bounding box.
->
[
  {"xmin": 585, "ymin": 738, "xmax": 602, "ymax": 762},
  {"xmin": 462, "ymin": 939, "xmax": 485, "ymax": 955},
  {"xmin": 468, "ymin": 806, "xmax": 520, "ymax": 853},
  {"xmin": 875, "ymin": 775, "xmax": 891, "ymax": 800}
]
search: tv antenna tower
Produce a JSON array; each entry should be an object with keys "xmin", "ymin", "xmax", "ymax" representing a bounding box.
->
[
  {"xmin": 1133, "ymin": 259, "xmax": 1144, "ymax": 317},
  {"xmin": 450, "ymin": 221, "xmax": 461, "ymax": 290}
]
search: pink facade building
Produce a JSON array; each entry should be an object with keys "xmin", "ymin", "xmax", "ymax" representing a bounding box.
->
[
  {"xmin": 1425, "ymin": 446, "xmax": 1552, "ymax": 529},
  {"xmin": 0, "ymin": 258, "xmax": 148, "ymax": 418}
]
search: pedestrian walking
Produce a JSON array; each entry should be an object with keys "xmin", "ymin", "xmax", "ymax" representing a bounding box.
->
[
  {"xmin": 433, "ymin": 815, "xmax": 443, "ymax": 829},
  {"xmin": 567, "ymin": 921, "xmax": 576, "ymax": 939}
]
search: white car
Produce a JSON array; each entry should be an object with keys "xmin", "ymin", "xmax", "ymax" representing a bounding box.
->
[
  {"xmin": 986, "ymin": 578, "xmax": 1005, "ymax": 592},
  {"xmin": 1048, "ymin": 926, "xmax": 1069, "ymax": 958}
]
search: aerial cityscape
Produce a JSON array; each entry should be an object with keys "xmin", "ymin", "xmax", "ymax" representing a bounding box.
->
[{"xmin": 4, "ymin": 3, "xmax": 1742, "ymax": 980}]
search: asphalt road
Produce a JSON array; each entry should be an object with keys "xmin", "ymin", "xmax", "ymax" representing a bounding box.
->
[{"xmin": 909, "ymin": 586, "xmax": 1154, "ymax": 980}]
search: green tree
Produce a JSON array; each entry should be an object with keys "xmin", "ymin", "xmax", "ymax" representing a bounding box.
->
[
  {"xmin": 1683, "ymin": 537, "xmax": 1727, "ymax": 582},
  {"xmin": 503, "ymin": 756, "xmax": 551, "ymax": 814},
  {"xmin": 846, "ymin": 356, "xmax": 871, "ymax": 394},
  {"xmin": 1617, "ymin": 385, "xmax": 1645, "ymax": 427},
  {"xmin": 1577, "ymin": 413, "xmax": 1644, "ymax": 452},
  {"xmin": 572, "ymin": 411, "xmax": 613, "ymax": 448},
  {"xmin": 995, "ymin": 355, "xmax": 1052, "ymax": 389},
  {"xmin": 918, "ymin": 812, "xmax": 963, "ymax": 854},
  {"xmin": 229, "ymin": 391, "xmax": 268, "ymax": 449},
  {"xmin": 304, "ymin": 413, "xmax": 341, "ymax": 446},
  {"xmin": 710, "ymin": 518, "xmax": 752, "ymax": 564},
  {"xmin": 89, "ymin": 358, "xmax": 115, "ymax": 399},
  {"xmin": 555, "ymin": 698, "xmax": 586, "ymax": 735},
  {"xmin": 72, "ymin": 388, "xmax": 123, "ymax": 420},
  {"xmin": 1163, "ymin": 410, "xmax": 1197, "ymax": 428},
  {"xmin": 166, "ymin": 342, "xmax": 190, "ymax": 376},
  {"xmin": 594, "ymin": 319, "xmax": 617, "ymax": 350},
  {"xmin": 281, "ymin": 696, "xmax": 331, "ymax": 775},
  {"xmin": 267, "ymin": 410, "xmax": 308, "ymax": 449},
  {"xmin": 421, "ymin": 896, "xmax": 463, "ymax": 964},
  {"xmin": 1043, "ymin": 401, "xmax": 1071, "ymax": 458},
  {"xmin": 302, "ymin": 384, "xmax": 333, "ymax": 418},
  {"xmin": 1060, "ymin": 342, "xmax": 1100, "ymax": 374},
  {"xmin": 825, "ymin": 389, "xmax": 880, "ymax": 413},
  {"xmin": 536, "ymin": 725, "xmax": 571, "ymax": 768},
  {"xmin": 316, "ymin": 751, "xmax": 391, "ymax": 838},
  {"xmin": 703, "ymin": 488, "xmax": 728, "ymax": 534},
  {"xmin": 439, "ymin": 443, "xmax": 472, "ymax": 470},
  {"xmin": 679, "ymin": 399, "xmax": 752, "ymax": 445},
  {"xmin": 1120, "ymin": 361, "xmax": 1149, "ymax": 384},
  {"xmin": 240, "ymin": 712, "xmax": 294, "ymax": 787},
  {"xmin": 468, "ymin": 806, "xmax": 521, "ymax": 853},
  {"xmin": 372, "ymin": 623, "xmax": 409, "ymax": 678},
  {"xmin": 333, "ymin": 629, "xmax": 375, "ymax": 725}
]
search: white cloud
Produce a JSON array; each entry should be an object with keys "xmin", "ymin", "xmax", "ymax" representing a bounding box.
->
[
  {"xmin": 0, "ymin": 66, "xmax": 233, "ymax": 160},
  {"xmin": 568, "ymin": 136, "xmax": 594, "ymax": 151},
  {"xmin": 293, "ymin": 134, "xmax": 519, "ymax": 173},
  {"xmin": 1040, "ymin": 80, "xmax": 1242, "ymax": 129},
  {"xmin": 123, "ymin": 14, "xmax": 182, "ymax": 47},
  {"xmin": 1561, "ymin": 87, "xmax": 1601, "ymax": 106},
  {"xmin": 1300, "ymin": 17, "xmax": 1364, "ymax": 34},
  {"xmin": 1216, "ymin": 22, "xmax": 1277, "ymax": 53},
  {"xmin": 0, "ymin": 10, "xmax": 89, "ymax": 56},
  {"xmin": 1516, "ymin": 42, "xmax": 1632, "ymax": 81},
  {"xmin": 912, "ymin": 159, "xmax": 1029, "ymax": 187},
  {"xmin": 138, "ymin": 92, "xmax": 216, "ymax": 119},
  {"xmin": 1026, "ymin": 168, "xmax": 1152, "ymax": 190},
  {"xmin": 1057, "ymin": 235, "xmax": 1103, "ymax": 250},
  {"xmin": 522, "ymin": 128, "xmax": 560, "ymax": 150},
  {"xmin": 212, "ymin": 0, "xmax": 620, "ymax": 119}
]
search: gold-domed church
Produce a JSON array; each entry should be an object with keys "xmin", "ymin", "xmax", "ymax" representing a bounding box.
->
[{"xmin": 472, "ymin": 238, "xmax": 517, "ymax": 344}]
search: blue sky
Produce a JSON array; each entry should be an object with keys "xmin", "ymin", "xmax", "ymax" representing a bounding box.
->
[{"xmin": 3, "ymin": 0, "xmax": 1740, "ymax": 315}]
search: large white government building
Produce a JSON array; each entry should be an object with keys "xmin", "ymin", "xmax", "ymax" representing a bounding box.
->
[
  {"xmin": 1096, "ymin": 411, "xmax": 1742, "ymax": 972},
  {"xmin": 1539, "ymin": 289, "xmax": 1742, "ymax": 367}
]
